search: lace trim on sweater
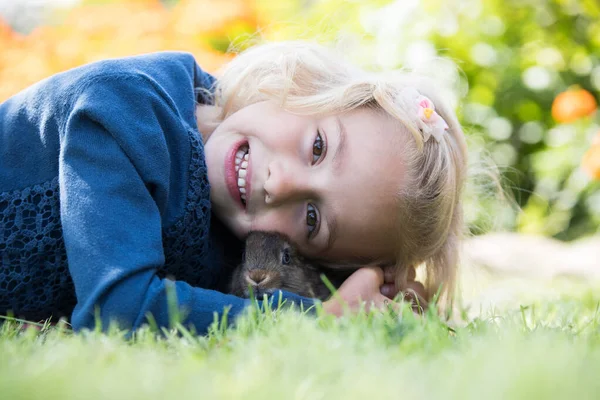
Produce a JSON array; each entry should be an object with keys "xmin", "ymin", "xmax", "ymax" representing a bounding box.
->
[
  {"xmin": 0, "ymin": 177, "xmax": 76, "ymax": 320},
  {"xmin": 160, "ymin": 130, "xmax": 224, "ymax": 288},
  {"xmin": 0, "ymin": 130, "xmax": 224, "ymax": 320}
]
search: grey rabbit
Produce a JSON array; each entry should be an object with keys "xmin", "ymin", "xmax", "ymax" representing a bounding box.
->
[{"xmin": 229, "ymin": 231, "xmax": 354, "ymax": 301}]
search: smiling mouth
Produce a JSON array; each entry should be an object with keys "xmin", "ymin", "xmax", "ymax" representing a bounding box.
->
[{"xmin": 234, "ymin": 144, "xmax": 249, "ymax": 207}]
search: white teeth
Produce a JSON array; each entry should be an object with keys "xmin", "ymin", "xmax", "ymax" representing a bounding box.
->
[{"xmin": 234, "ymin": 145, "xmax": 250, "ymax": 205}]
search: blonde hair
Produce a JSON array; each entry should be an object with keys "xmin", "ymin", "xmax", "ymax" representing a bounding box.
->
[{"xmin": 208, "ymin": 41, "xmax": 468, "ymax": 308}]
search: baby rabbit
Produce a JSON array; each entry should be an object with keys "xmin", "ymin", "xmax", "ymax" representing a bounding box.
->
[{"xmin": 229, "ymin": 231, "xmax": 352, "ymax": 301}]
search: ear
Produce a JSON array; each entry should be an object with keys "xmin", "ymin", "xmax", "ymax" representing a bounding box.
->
[{"xmin": 284, "ymin": 240, "xmax": 303, "ymax": 260}]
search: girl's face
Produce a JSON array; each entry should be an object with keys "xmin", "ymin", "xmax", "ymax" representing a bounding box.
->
[{"xmin": 202, "ymin": 101, "xmax": 407, "ymax": 262}]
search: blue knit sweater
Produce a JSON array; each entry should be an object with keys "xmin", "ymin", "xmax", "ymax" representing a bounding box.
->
[{"xmin": 0, "ymin": 52, "xmax": 315, "ymax": 333}]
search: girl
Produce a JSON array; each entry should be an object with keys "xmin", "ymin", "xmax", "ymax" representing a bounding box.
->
[{"xmin": 0, "ymin": 41, "xmax": 466, "ymax": 333}]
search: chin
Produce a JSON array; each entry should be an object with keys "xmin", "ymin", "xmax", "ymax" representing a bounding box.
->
[{"xmin": 219, "ymin": 214, "xmax": 248, "ymax": 240}]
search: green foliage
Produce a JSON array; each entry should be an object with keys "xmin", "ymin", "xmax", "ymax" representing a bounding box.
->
[
  {"xmin": 265, "ymin": 0, "xmax": 600, "ymax": 240},
  {"xmin": 429, "ymin": 0, "xmax": 600, "ymax": 240},
  {"xmin": 3, "ymin": 0, "xmax": 598, "ymax": 239}
]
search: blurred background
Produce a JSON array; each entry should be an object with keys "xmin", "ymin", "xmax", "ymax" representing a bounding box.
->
[{"xmin": 1, "ymin": 0, "xmax": 599, "ymax": 243}]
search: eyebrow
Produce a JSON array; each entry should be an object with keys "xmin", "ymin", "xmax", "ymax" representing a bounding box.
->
[
  {"xmin": 332, "ymin": 116, "xmax": 347, "ymax": 175},
  {"xmin": 323, "ymin": 117, "xmax": 347, "ymax": 252}
]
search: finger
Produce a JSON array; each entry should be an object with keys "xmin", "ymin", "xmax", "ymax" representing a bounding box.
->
[
  {"xmin": 383, "ymin": 265, "xmax": 396, "ymax": 283},
  {"xmin": 375, "ymin": 294, "xmax": 402, "ymax": 313},
  {"xmin": 405, "ymin": 280, "xmax": 426, "ymax": 300},
  {"xmin": 363, "ymin": 265, "xmax": 384, "ymax": 286},
  {"xmin": 380, "ymin": 283, "xmax": 399, "ymax": 299},
  {"xmin": 403, "ymin": 281, "xmax": 428, "ymax": 313}
]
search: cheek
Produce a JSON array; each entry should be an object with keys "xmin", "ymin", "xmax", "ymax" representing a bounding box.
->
[
  {"xmin": 250, "ymin": 209, "xmax": 299, "ymax": 239},
  {"xmin": 204, "ymin": 130, "xmax": 237, "ymax": 180},
  {"xmin": 251, "ymin": 114, "xmax": 306, "ymax": 151},
  {"xmin": 264, "ymin": 128, "xmax": 301, "ymax": 150}
]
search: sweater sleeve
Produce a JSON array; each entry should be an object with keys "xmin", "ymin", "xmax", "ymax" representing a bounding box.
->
[{"xmin": 59, "ymin": 71, "xmax": 316, "ymax": 334}]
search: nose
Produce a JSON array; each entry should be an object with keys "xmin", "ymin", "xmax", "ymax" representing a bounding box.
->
[
  {"xmin": 246, "ymin": 269, "xmax": 271, "ymax": 286},
  {"xmin": 263, "ymin": 159, "xmax": 312, "ymax": 205}
]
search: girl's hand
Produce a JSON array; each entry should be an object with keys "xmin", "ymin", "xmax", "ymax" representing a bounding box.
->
[
  {"xmin": 322, "ymin": 266, "xmax": 393, "ymax": 316},
  {"xmin": 381, "ymin": 265, "xmax": 428, "ymax": 311},
  {"xmin": 381, "ymin": 265, "xmax": 427, "ymax": 301}
]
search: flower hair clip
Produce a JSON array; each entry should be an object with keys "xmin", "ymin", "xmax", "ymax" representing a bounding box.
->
[{"xmin": 397, "ymin": 88, "xmax": 449, "ymax": 143}]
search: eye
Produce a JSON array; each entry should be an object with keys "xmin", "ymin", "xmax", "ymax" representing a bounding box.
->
[
  {"xmin": 281, "ymin": 248, "xmax": 291, "ymax": 265},
  {"xmin": 306, "ymin": 203, "xmax": 320, "ymax": 238},
  {"xmin": 312, "ymin": 130, "xmax": 326, "ymax": 164}
]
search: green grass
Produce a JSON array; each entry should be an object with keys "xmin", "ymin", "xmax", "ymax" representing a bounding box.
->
[{"xmin": 2, "ymin": 285, "xmax": 600, "ymax": 400}]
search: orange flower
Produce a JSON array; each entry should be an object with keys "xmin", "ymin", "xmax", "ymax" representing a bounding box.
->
[
  {"xmin": 582, "ymin": 131, "xmax": 600, "ymax": 180},
  {"xmin": 170, "ymin": 0, "xmax": 254, "ymax": 34},
  {"xmin": 582, "ymin": 144, "xmax": 600, "ymax": 180},
  {"xmin": 593, "ymin": 131, "xmax": 600, "ymax": 146},
  {"xmin": 0, "ymin": 17, "xmax": 14, "ymax": 42},
  {"xmin": 0, "ymin": 0, "xmax": 254, "ymax": 102},
  {"xmin": 551, "ymin": 87, "xmax": 598, "ymax": 123}
]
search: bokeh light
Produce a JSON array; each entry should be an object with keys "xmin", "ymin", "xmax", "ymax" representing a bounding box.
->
[{"xmin": 1, "ymin": 0, "xmax": 599, "ymax": 240}]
